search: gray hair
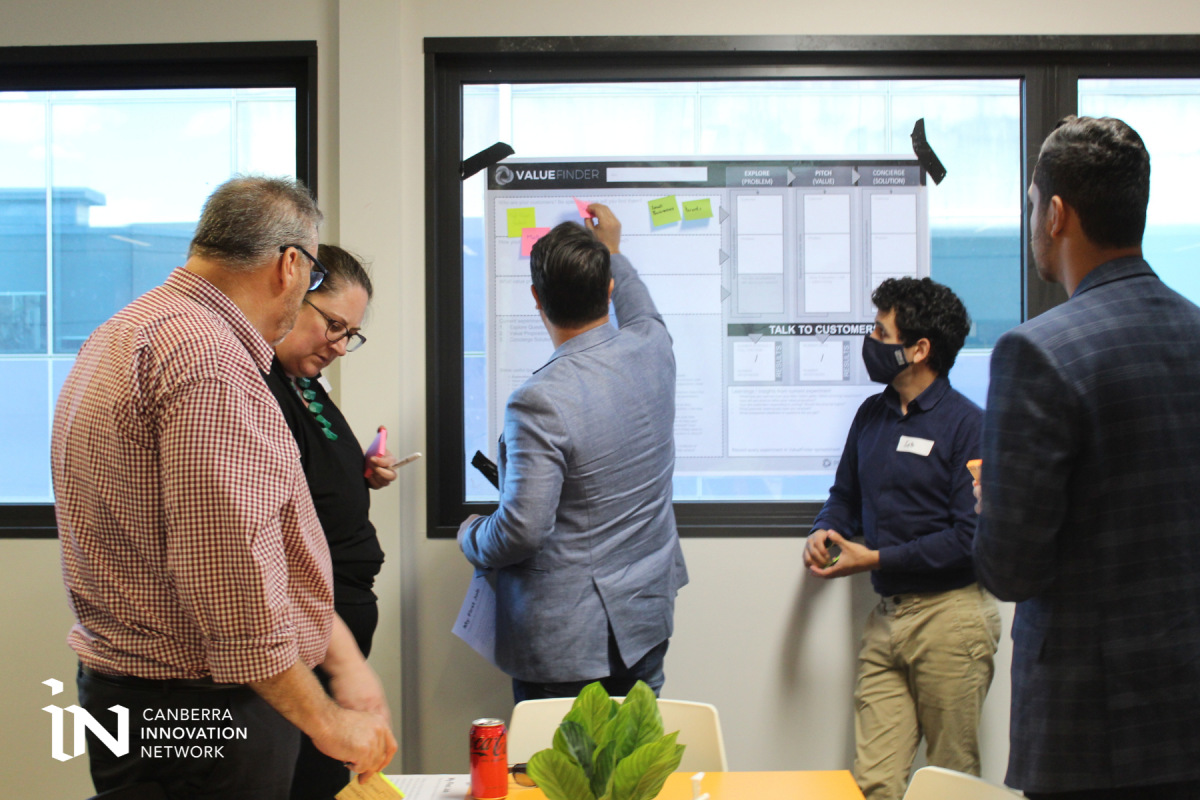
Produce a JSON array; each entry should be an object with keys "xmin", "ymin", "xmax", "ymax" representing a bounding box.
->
[{"xmin": 188, "ymin": 175, "xmax": 323, "ymax": 271}]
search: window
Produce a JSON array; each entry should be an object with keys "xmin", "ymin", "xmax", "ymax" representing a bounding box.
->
[
  {"xmin": 1078, "ymin": 79, "xmax": 1200, "ymax": 304},
  {"xmin": 0, "ymin": 43, "xmax": 315, "ymax": 536},
  {"xmin": 461, "ymin": 80, "xmax": 1021, "ymax": 502}
]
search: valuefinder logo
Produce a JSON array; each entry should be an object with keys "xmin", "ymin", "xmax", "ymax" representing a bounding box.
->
[{"xmin": 42, "ymin": 678, "xmax": 129, "ymax": 762}]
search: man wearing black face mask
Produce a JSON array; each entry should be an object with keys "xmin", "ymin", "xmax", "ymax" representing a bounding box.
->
[{"xmin": 803, "ymin": 277, "xmax": 998, "ymax": 800}]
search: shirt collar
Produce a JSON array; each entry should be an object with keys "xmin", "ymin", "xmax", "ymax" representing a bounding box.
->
[
  {"xmin": 166, "ymin": 268, "xmax": 276, "ymax": 373},
  {"xmin": 533, "ymin": 321, "xmax": 619, "ymax": 374},
  {"xmin": 1072, "ymin": 256, "xmax": 1156, "ymax": 298},
  {"xmin": 883, "ymin": 375, "xmax": 950, "ymax": 416}
]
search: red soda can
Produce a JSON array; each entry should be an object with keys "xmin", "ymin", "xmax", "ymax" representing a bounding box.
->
[{"xmin": 470, "ymin": 718, "xmax": 508, "ymax": 799}]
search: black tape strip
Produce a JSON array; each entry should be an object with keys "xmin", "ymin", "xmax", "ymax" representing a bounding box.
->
[
  {"xmin": 461, "ymin": 142, "xmax": 515, "ymax": 181},
  {"xmin": 910, "ymin": 119, "xmax": 947, "ymax": 186}
]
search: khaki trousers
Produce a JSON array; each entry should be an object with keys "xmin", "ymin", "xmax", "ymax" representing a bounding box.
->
[{"xmin": 852, "ymin": 583, "xmax": 1002, "ymax": 800}]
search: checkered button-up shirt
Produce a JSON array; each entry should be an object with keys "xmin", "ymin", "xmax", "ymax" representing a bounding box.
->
[{"xmin": 51, "ymin": 268, "xmax": 333, "ymax": 684}]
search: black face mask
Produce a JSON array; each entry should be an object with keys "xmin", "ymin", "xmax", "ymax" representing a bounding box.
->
[{"xmin": 862, "ymin": 335, "xmax": 910, "ymax": 384}]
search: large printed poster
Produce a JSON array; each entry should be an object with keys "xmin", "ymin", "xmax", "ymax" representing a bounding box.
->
[{"xmin": 482, "ymin": 158, "xmax": 930, "ymax": 501}]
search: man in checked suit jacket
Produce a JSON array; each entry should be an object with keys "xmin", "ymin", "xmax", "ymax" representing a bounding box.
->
[{"xmin": 974, "ymin": 116, "xmax": 1200, "ymax": 799}]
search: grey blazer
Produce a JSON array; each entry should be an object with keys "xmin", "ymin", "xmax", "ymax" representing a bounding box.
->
[
  {"xmin": 461, "ymin": 253, "xmax": 688, "ymax": 684},
  {"xmin": 974, "ymin": 258, "xmax": 1200, "ymax": 793}
]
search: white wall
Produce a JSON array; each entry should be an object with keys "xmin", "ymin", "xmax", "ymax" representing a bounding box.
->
[{"xmin": 5, "ymin": 0, "xmax": 1200, "ymax": 794}]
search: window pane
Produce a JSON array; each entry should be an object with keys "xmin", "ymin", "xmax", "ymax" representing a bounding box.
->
[
  {"xmin": 463, "ymin": 80, "xmax": 1022, "ymax": 502},
  {"xmin": 1078, "ymin": 79, "xmax": 1200, "ymax": 304},
  {"xmin": 0, "ymin": 96, "xmax": 47, "ymax": 355},
  {"xmin": 1, "ymin": 88, "xmax": 296, "ymax": 505}
]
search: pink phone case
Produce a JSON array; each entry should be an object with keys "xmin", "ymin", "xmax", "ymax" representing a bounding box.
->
[{"xmin": 364, "ymin": 426, "xmax": 387, "ymax": 477}]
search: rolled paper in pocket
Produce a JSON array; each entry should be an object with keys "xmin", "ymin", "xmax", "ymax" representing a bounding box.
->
[{"xmin": 966, "ymin": 459, "xmax": 982, "ymax": 483}]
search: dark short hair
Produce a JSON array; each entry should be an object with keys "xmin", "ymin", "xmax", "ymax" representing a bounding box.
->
[
  {"xmin": 314, "ymin": 244, "xmax": 373, "ymax": 301},
  {"xmin": 529, "ymin": 222, "xmax": 611, "ymax": 327},
  {"xmin": 189, "ymin": 175, "xmax": 323, "ymax": 270},
  {"xmin": 871, "ymin": 277, "xmax": 971, "ymax": 375},
  {"xmin": 1033, "ymin": 116, "xmax": 1150, "ymax": 248}
]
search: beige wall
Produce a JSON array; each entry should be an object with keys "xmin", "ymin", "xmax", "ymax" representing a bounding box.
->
[{"xmin": 5, "ymin": 0, "xmax": 1200, "ymax": 793}]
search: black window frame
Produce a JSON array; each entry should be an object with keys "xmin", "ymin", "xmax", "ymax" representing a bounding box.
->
[
  {"xmin": 0, "ymin": 41, "xmax": 318, "ymax": 539},
  {"xmin": 450, "ymin": 35, "xmax": 1200, "ymax": 538}
]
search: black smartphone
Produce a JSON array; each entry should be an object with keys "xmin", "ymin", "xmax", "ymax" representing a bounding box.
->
[{"xmin": 471, "ymin": 450, "xmax": 500, "ymax": 489}]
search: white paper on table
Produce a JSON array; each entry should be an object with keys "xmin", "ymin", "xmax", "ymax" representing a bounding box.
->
[
  {"xmin": 452, "ymin": 573, "xmax": 497, "ymax": 667},
  {"xmin": 386, "ymin": 775, "xmax": 472, "ymax": 800}
]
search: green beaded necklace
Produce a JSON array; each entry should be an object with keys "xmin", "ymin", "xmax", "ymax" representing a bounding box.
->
[{"xmin": 294, "ymin": 377, "xmax": 337, "ymax": 440}]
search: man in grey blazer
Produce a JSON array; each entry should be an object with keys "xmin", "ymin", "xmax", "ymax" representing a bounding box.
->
[
  {"xmin": 458, "ymin": 204, "xmax": 688, "ymax": 703},
  {"xmin": 974, "ymin": 116, "xmax": 1200, "ymax": 799}
]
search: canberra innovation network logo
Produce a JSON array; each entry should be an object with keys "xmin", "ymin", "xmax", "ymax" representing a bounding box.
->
[{"xmin": 43, "ymin": 678, "xmax": 249, "ymax": 763}]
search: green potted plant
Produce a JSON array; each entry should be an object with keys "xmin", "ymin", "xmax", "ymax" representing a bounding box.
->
[{"xmin": 527, "ymin": 681, "xmax": 685, "ymax": 800}]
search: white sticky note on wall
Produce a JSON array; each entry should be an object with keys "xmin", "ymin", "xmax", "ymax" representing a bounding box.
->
[
  {"xmin": 737, "ymin": 194, "xmax": 784, "ymax": 235},
  {"xmin": 871, "ymin": 234, "xmax": 917, "ymax": 275},
  {"xmin": 799, "ymin": 341, "xmax": 844, "ymax": 381},
  {"xmin": 805, "ymin": 273, "xmax": 852, "ymax": 314},
  {"xmin": 733, "ymin": 341, "xmax": 777, "ymax": 382},
  {"xmin": 804, "ymin": 234, "xmax": 851, "ymax": 274},
  {"xmin": 804, "ymin": 194, "xmax": 851, "ymax": 234},
  {"xmin": 871, "ymin": 193, "xmax": 917, "ymax": 234},
  {"xmin": 737, "ymin": 235, "xmax": 784, "ymax": 274}
]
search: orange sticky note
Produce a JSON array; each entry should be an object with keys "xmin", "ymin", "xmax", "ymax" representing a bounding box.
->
[
  {"xmin": 574, "ymin": 197, "xmax": 595, "ymax": 219},
  {"xmin": 521, "ymin": 227, "xmax": 551, "ymax": 257}
]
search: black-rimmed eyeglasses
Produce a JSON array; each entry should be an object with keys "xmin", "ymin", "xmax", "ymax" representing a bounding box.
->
[
  {"xmin": 280, "ymin": 244, "xmax": 328, "ymax": 291},
  {"xmin": 303, "ymin": 298, "xmax": 368, "ymax": 353}
]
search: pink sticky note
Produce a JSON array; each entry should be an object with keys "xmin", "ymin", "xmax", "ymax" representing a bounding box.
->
[
  {"xmin": 574, "ymin": 197, "xmax": 595, "ymax": 219},
  {"xmin": 521, "ymin": 227, "xmax": 552, "ymax": 256}
]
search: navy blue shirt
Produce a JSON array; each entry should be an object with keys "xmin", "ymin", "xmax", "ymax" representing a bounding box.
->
[{"xmin": 812, "ymin": 377, "xmax": 982, "ymax": 596}]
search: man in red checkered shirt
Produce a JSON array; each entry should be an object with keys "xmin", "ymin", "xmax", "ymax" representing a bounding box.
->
[{"xmin": 51, "ymin": 177, "xmax": 396, "ymax": 799}]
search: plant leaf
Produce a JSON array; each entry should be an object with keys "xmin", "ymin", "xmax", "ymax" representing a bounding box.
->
[
  {"xmin": 622, "ymin": 681, "xmax": 665, "ymax": 749},
  {"xmin": 558, "ymin": 720, "xmax": 597, "ymax": 780},
  {"xmin": 608, "ymin": 732, "xmax": 685, "ymax": 800},
  {"xmin": 528, "ymin": 748, "xmax": 597, "ymax": 800},
  {"xmin": 569, "ymin": 682, "xmax": 617, "ymax": 739}
]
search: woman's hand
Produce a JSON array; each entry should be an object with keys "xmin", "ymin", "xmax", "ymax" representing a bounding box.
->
[{"xmin": 366, "ymin": 449, "xmax": 399, "ymax": 489}]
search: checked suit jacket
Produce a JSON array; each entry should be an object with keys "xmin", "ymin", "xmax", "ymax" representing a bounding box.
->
[{"xmin": 974, "ymin": 257, "xmax": 1200, "ymax": 793}]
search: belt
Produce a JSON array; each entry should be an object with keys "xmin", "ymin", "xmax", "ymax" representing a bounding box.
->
[{"xmin": 80, "ymin": 664, "xmax": 243, "ymax": 692}]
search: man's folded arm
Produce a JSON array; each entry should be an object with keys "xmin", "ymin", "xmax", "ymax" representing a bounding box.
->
[
  {"xmin": 160, "ymin": 378, "xmax": 303, "ymax": 684},
  {"xmin": 811, "ymin": 408, "xmax": 864, "ymax": 538},
  {"xmin": 461, "ymin": 384, "xmax": 570, "ymax": 569},
  {"xmin": 973, "ymin": 331, "xmax": 1080, "ymax": 602}
]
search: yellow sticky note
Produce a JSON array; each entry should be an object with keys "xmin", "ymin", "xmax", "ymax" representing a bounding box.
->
[
  {"xmin": 682, "ymin": 198, "xmax": 713, "ymax": 221},
  {"xmin": 506, "ymin": 207, "xmax": 536, "ymax": 238},
  {"xmin": 336, "ymin": 773, "xmax": 405, "ymax": 800},
  {"xmin": 648, "ymin": 196, "xmax": 681, "ymax": 226}
]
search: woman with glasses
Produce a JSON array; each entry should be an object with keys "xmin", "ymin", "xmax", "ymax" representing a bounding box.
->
[{"xmin": 264, "ymin": 244, "xmax": 399, "ymax": 800}]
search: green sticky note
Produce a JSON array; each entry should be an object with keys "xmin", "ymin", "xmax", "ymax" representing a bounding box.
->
[
  {"xmin": 648, "ymin": 195, "xmax": 681, "ymax": 226},
  {"xmin": 682, "ymin": 198, "xmax": 713, "ymax": 221},
  {"xmin": 506, "ymin": 207, "xmax": 536, "ymax": 238}
]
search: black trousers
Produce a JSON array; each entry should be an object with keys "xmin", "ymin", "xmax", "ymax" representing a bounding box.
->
[
  {"xmin": 511, "ymin": 633, "xmax": 669, "ymax": 704},
  {"xmin": 1025, "ymin": 781, "xmax": 1200, "ymax": 800},
  {"xmin": 77, "ymin": 666, "xmax": 299, "ymax": 800},
  {"xmin": 290, "ymin": 601, "xmax": 379, "ymax": 800}
]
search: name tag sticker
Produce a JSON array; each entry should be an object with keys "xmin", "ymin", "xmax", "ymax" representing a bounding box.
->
[{"xmin": 897, "ymin": 436, "xmax": 935, "ymax": 457}]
